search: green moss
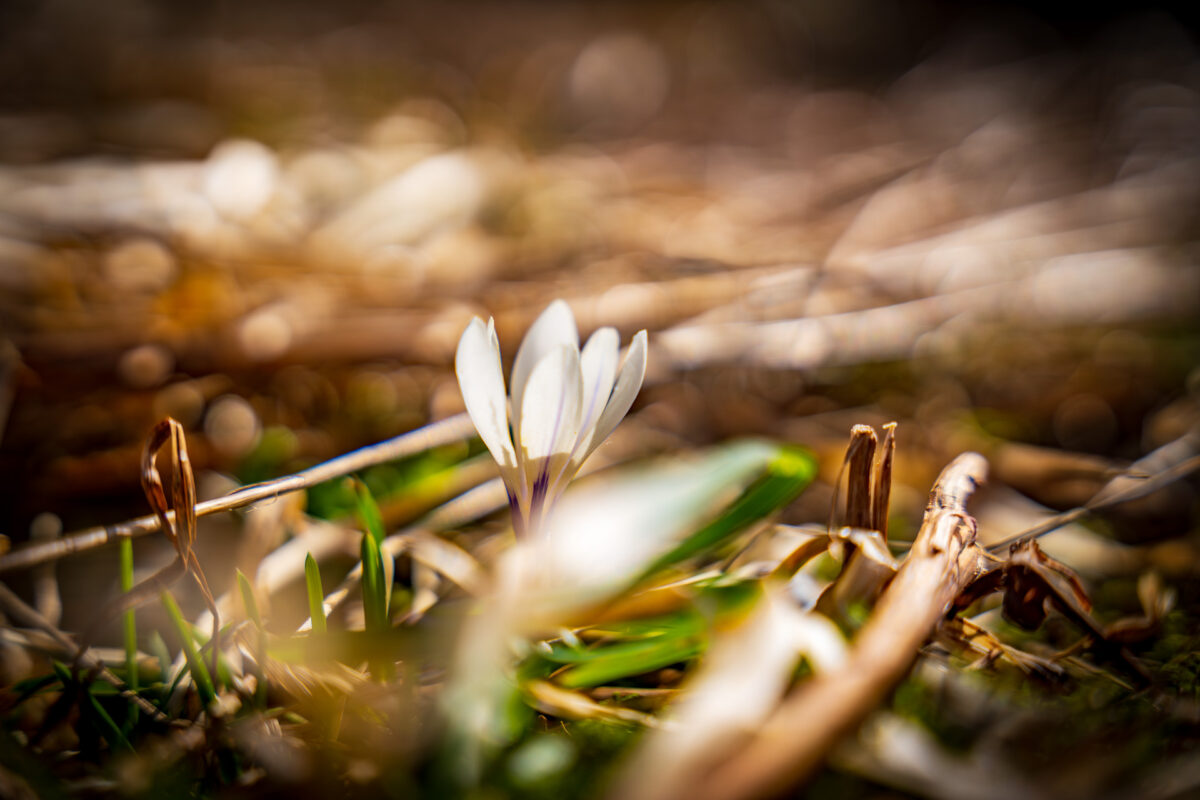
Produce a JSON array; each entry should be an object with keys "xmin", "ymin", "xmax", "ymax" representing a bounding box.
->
[{"xmin": 891, "ymin": 678, "xmax": 980, "ymax": 754}]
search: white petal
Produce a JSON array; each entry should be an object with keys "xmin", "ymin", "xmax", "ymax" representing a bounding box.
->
[
  {"xmin": 510, "ymin": 301, "xmax": 579, "ymax": 445},
  {"xmin": 582, "ymin": 329, "xmax": 647, "ymax": 461},
  {"xmin": 455, "ymin": 317, "xmax": 517, "ymax": 470},
  {"xmin": 487, "ymin": 316, "xmax": 500, "ymax": 355},
  {"xmin": 518, "ymin": 345, "xmax": 583, "ymax": 494},
  {"xmin": 572, "ymin": 327, "xmax": 620, "ymax": 460}
]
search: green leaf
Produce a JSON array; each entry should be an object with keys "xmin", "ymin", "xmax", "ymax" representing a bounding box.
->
[
  {"xmin": 530, "ymin": 583, "xmax": 762, "ymax": 689},
  {"xmin": 304, "ymin": 554, "xmax": 328, "ymax": 635},
  {"xmin": 635, "ymin": 444, "xmax": 817, "ymax": 582},
  {"xmin": 359, "ymin": 522, "xmax": 393, "ymax": 681},
  {"xmin": 353, "ymin": 477, "xmax": 387, "ymax": 546},
  {"xmin": 161, "ymin": 591, "xmax": 216, "ymax": 708},
  {"xmin": 361, "ymin": 533, "xmax": 387, "ymax": 631},
  {"xmin": 355, "ymin": 478, "xmax": 390, "ymax": 628},
  {"xmin": 354, "ymin": 479, "xmax": 392, "ymax": 682},
  {"xmin": 147, "ymin": 630, "xmax": 171, "ymax": 689},
  {"xmin": 555, "ymin": 633, "xmax": 707, "ymax": 689}
]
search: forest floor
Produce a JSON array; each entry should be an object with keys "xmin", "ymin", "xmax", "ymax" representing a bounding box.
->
[{"xmin": 0, "ymin": 3, "xmax": 1198, "ymax": 798}]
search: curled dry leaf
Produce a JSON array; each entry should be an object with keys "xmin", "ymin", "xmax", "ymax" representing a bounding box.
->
[{"xmin": 137, "ymin": 417, "xmax": 221, "ymax": 681}]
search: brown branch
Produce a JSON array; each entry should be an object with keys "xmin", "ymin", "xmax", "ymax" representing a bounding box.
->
[{"xmin": 688, "ymin": 451, "xmax": 989, "ymax": 800}]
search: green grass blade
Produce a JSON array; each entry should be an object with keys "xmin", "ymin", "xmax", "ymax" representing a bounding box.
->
[
  {"xmin": 360, "ymin": 532, "xmax": 387, "ymax": 632},
  {"xmin": 355, "ymin": 478, "xmax": 390, "ymax": 626},
  {"xmin": 147, "ymin": 630, "xmax": 171, "ymax": 687},
  {"xmin": 118, "ymin": 538, "xmax": 138, "ymax": 729},
  {"xmin": 353, "ymin": 477, "xmax": 387, "ymax": 545},
  {"xmin": 237, "ymin": 570, "xmax": 263, "ymax": 630},
  {"xmin": 237, "ymin": 570, "xmax": 269, "ymax": 709},
  {"xmin": 635, "ymin": 444, "xmax": 818, "ymax": 582},
  {"xmin": 537, "ymin": 586, "xmax": 758, "ymax": 688},
  {"xmin": 160, "ymin": 591, "xmax": 216, "ymax": 709},
  {"xmin": 304, "ymin": 554, "xmax": 328, "ymax": 635},
  {"xmin": 359, "ymin": 524, "xmax": 393, "ymax": 681},
  {"xmin": 51, "ymin": 662, "xmax": 133, "ymax": 754},
  {"xmin": 556, "ymin": 634, "xmax": 707, "ymax": 688},
  {"xmin": 354, "ymin": 477, "xmax": 392, "ymax": 659}
]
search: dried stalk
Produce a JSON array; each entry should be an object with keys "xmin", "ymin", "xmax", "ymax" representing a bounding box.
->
[
  {"xmin": 0, "ymin": 413, "xmax": 477, "ymax": 574},
  {"xmin": 872, "ymin": 423, "xmax": 896, "ymax": 538},
  {"xmin": 687, "ymin": 451, "xmax": 989, "ymax": 800},
  {"xmin": 844, "ymin": 425, "xmax": 877, "ymax": 531}
]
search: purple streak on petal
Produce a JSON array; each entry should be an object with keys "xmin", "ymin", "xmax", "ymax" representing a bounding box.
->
[
  {"xmin": 531, "ymin": 469, "xmax": 550, "ymax": 507},
  {"xmin": 528, "ymin": 468, "xmax": 551, "ymax": 537},
  {"xmin": 507, "ymin": 487, "xmax": 526, "ymax": 539}
]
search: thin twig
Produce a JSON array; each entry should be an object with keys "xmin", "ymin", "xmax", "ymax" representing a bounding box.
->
[
  {"xmin": 987, "ymin": 453, "xmax": 1200, "ymax": 554},
  {"xmin": 0, "ymin": 413, "xmax": 477, "ymax": 574}
]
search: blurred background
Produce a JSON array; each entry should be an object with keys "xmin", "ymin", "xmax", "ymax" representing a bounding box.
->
[{"xmin": 0, "ymin": 0, "xmax": 1198, "ymax": 629}]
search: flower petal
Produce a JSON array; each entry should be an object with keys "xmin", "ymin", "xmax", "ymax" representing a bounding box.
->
[
  {"xmin": 572, "ymin": 326, "xmax": 619, "ymax": 461},
  {"xmin": 518, "ymin": 345, "xmax": 583, "ymax": 497},
  {"xmin": 455, "ymin": 317, "xmax": 517, "ymax": 471},
  {"xmin": 487, "ymin": 316, "xmax": 500, "ymax": 355},
  {"xmin": 510, "ymin": 301, "xmax": 579, "ymax": 445},
  {"xmin": 582, "ymin": 329, "xmax": 647, "ymax": 461}
]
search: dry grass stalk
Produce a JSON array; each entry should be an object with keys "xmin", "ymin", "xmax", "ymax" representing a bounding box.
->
[
  {"xmin": 686, "ymin": 451, "xmax": 989, "ymax": 800},
  {"xmin": 872, "ymin": 423, "xmax": 896, "ymax": 538},
  {"xmin": 817, "ymin": 423, "xmax": 898, "ymax": 618},
  {"xmin": 843, "ymin": 425, "xmax": 877, "ymax": 531}
]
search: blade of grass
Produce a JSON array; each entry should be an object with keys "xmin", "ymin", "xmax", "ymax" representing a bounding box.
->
[
  {"xmin": 360, "ymin": 532, "xmax": 387, "ymax": 633},
  {"xmin": 193, "ymin": 621, "xmax": 235, "ymax": 691},
  {"xmin": 355, "ymin": 477, "xmax": 393, "ymax": 626},
  {"xmin": 305, "ymin": 554, "xmax": 328, "ymax": 635},
  {"xmin": 118, "ymin": 538, "xmax": 138, "ymax": 730},
  {"xmin": 161, "ymin": 591, "xmax": 216, "ymax": 709},
  {"xmin": 236, "ymin": 570, "xmax": 269, "ymax": 710},
  {"xmin": 539, "ymin": 584, "xmax": 760, "ymax": 687},
  {"xmin": 635, "ymin": 445, "xmax": 818, "ymax": 583},
  {"xmin": 354, "ymin": 478, "xmax": 386, "ymax": 545},
  {"xmin": 359, "ymin": 532, "xmax": 394, "ymax": 682},
  {"xmin": 148, "ymin": 630, "xmax": 171, "ymax": 688},
  {"xmin": 51, "ymin": 662, "xmax": 132, "ymax": 754},
  {"xmin": 556, "ymin": 635, "xmax": 707, "ymax": 689}
]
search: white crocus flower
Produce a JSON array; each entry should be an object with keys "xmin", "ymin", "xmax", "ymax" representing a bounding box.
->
[{"xmin": 455, "ymin": 300, "xmax": 648, "ymax": 537}]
